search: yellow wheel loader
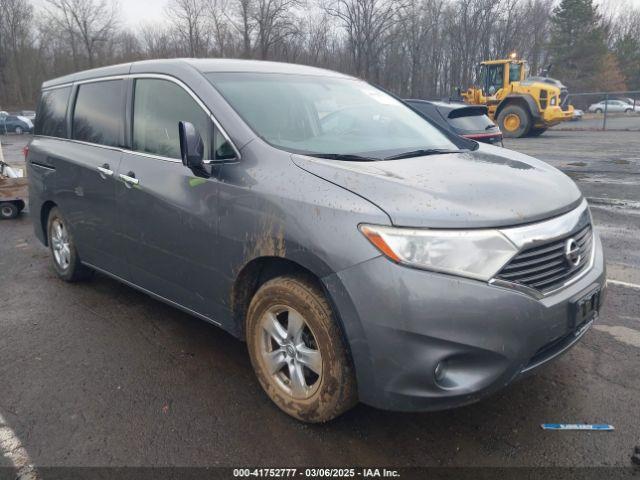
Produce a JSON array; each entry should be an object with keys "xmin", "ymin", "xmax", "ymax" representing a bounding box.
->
[{"xmin": 462, "ymin": 56, "xmax": 574, "ymax": 138}]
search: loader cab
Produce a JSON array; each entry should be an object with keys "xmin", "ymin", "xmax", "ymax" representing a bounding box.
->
[{"xmin": 478, "ymin": 60, "xmax": 527, "ymax": 96}]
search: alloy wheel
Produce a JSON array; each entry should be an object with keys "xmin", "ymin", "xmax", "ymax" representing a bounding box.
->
[
  {"xmin": 259, "ymin": 305, "xmax": 323, "ymax": 399},
  {"xmin": 50, "ymin": 218, "xmax": 71, "ymax": 270}
]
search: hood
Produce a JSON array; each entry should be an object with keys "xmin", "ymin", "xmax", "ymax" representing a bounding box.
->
[{"xmin": 292, "ymin": 144, "xmax": 583, "ymax": 228}]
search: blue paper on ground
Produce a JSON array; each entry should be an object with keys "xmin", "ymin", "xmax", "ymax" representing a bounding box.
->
[{"xmin": 541, "ymin": 423, "xmax": 614, "ymax": 431}]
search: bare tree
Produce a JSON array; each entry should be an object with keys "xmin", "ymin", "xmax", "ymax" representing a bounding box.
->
[
  {"xmin": 166, "ymin": 0, "xmax": 210, "ymax": 56},
  {"xmin": 0, "ymin": 0, "xmax": 34, "ymax": 104},
  {"xmin": 324, "ymin": 0, "xmax": 405, "ymax": 79},
  {"xmin": 44, "ymin": 0, "xmax": 120, "ymax": 68},
  {"xmin": 2, "ymin": 0, "xmax": 640, "ymax": 109},
  {"xmin": 252, "ymin": 0, "xmax": 303, "ymax": 59},
  {"xmin": 139, "ymin": 23, "xmax": 175, "ymax": 58},
  {"xmin": 205, "ymin": 0, "xmax": 234, "ymax": 56}
]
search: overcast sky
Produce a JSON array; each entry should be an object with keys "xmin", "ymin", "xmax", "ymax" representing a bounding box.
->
[{"xmin": 121, "ymin": 0, "xmax": 168, "ymax": 27}]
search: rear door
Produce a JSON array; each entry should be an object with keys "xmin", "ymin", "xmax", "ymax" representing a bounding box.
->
[
  {"xmin": 117, "ymin": 76, "xmax": 233, "ymax": 322},
  {"xmin": 56, "ymin": 79, "xmax": 129, "ymax": 278}
]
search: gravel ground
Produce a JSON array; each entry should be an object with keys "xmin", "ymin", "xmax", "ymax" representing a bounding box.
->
[{"xmin": 0, "ymin": 131, "xmax": 639, "ymax": 473}]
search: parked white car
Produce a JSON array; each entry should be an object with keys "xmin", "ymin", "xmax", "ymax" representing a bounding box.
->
[
  {"xmin": 571, "ymin": 109, "xmax": 584, "ymax": 121},
  {"xmin": 588, "ymin": 99, "xmax": 639, "ymax": 113}
]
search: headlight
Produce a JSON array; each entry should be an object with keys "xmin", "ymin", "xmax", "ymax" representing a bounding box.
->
[{"xmin": 360, "ymin": 224, "xmax": 518, "ymax": 281}]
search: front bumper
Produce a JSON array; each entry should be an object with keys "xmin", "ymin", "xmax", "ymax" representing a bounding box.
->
[
  {"xmin": 542, "ymin": 105, "xmax": 574, "ymax": 126},
  {"xmin": 325, "ymin": 232, "xmax": 606, "ymax": 412}
]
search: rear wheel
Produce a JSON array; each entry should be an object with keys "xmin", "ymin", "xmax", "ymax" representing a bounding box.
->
[
  {"xmin": 246, "ymin": 275, "xmax": 357, "ymax": 422},
  {"xmin": 595, "ymin": 108, "xmax": 603, "ymax": 114},
  {"xmin": 0, "ymin": 202, "xmax": 19, "ymax": 219},
  {"xmin": 47, "ymin": 207, "xmax": 93, "ymax": 282},
  {"xmin": 528, "ymin": 127, "xmax": 547, "ymax": 137},
  {"xmin": 497, "ymin": 104, "xmax": 531, "ymax": 138}
]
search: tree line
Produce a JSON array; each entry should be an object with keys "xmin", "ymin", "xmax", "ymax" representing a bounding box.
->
[{"xmin": 1, "ymin": 0, "xmax": 639, "ymax": 109}]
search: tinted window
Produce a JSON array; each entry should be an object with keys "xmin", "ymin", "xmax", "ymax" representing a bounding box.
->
[
  {"xmin": 133, "ymin": 79, "xmax": 231, "ymax": 160},
  {"xmin": 448, "ymin": 113, "xmax": 496, "ymax": 132},
  {"xmin": 35, "ymin": 87, "xmax": 71, "ymax": 137},
  {"xmin": 72, "ymin": 80, "xmax": 123, "ymax": 147}
]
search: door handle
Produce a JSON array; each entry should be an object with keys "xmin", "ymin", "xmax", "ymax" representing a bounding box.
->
[
  {"xmin": 119, "ymin": 172, "xmax": 139, "ymax": 187},
  {"xmin": 97, "ymin": 164, "xmax": 113, "ymax": 178}
]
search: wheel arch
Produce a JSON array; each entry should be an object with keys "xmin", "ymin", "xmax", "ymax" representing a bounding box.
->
[
  {"xmin": 231, "ymin": 256, "xmax": 342, "ymax": 339},
  {"xmin": 231, "ymin": 254, "xmax": 373, "ymax": 403},
  {"xmin": 496, "ymin": 95, "xmax": 540, "ymax": 123},
  {"xmin": 40, "ymin": 200, "xmax": 57, "ymax": 246}
]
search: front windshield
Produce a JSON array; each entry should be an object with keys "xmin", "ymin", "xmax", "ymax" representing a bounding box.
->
[{"xmin": 206, "ymin": 73, "xmax": 457, "ymax": 158}]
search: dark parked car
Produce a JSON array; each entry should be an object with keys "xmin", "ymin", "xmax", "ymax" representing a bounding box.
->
[
  {"xmin": 1, "ymin": 114, "xmax": 33, "ymax": 134},
  {"xmin": 28, "ymin": 59, "xmax": 605, "ymax": 422},
  {"xmin": 405, "ymin": 99, "xmax": 503, "ymax": 144}
]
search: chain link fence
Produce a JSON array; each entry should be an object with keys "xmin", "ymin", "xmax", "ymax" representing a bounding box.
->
[{"xmin": 557, "ymin": 90, "xmax": 640, "ymax": 131}]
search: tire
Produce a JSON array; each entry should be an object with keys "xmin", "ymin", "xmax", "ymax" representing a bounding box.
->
[
  {"xmin": 0, "ymin": 202, "xmax": 19, "ymax": 219},
  {"xmin": 497, "ymin": 104, "xmax": 531, "ymax": 138},
  {"xmin": 625, "ymin": 108, "xmax": 632, "ymax": 113},
  {"xmin": 246, "ymin": 275, "xmax": 357, "ymax": 423},
  {"xmin": 14, "ymin": 126, "xmax": 23, "ymax": 135},
  {"xmin": 595, "ymin": 108, "xmax": 603, "ymax": 114},
  {"xmin": 46, "ymin": 207, "xmax": 93, "ymax": 282},
  {"xmin": 528, "ymin": 127, "xmax": 547, "ymax": 137}
]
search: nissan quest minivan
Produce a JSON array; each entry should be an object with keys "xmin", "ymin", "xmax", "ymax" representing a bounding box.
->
[{"xmin": 28, "ymin": 59, "xmax": 605, "ymax": 422}]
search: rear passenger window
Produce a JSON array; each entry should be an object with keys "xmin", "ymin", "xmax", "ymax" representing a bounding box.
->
[
  {"xmin": 133, "ymin": 78, "xmax": 233, "ymax": 160},
  {"xmin": 35, "ymin": 87, "xmax": 71, "ymax": 138},
  {"xmin": 72, "ymin": 80, "xmax": 123, "ymax": 147}
]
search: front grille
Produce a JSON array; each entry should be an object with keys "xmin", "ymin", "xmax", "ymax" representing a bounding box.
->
[
  {"xmin": 496, "ymin": 224, "xmax": 592, "ymax": 293},
  {"xmin": 540, "ymin": 90, "xmax": 548, "ymax": 109}
]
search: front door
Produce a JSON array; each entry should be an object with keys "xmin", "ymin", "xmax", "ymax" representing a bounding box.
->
[{"xmin": 117, "ymin": 77, "xmax": 234, "ymax": 323}]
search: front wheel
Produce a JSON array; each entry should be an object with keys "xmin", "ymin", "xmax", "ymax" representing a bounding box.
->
[
  {"xmin": 47, "ymin": 207, "xmax": 93, "ymax": 282},
  {"xmin": 246, "ymin": 275, "xmax": 357, "ymax": 422},
  {"xmin": 595, "ymin": 108, "xmax": 603, "ymax": 114},
  {"xmin": 497, "ymin": 105, "xmax": 531, "ymax": 138}
]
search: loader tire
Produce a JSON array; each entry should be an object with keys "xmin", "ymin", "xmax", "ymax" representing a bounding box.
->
[{"xmin": 498, "ymin": 104, "xmax": 531, "ymax": 138}]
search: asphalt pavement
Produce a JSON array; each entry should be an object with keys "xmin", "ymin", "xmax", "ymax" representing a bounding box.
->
[{"xmin": 0, "ymin": 131, "xmax": 639, "ymax": 472}]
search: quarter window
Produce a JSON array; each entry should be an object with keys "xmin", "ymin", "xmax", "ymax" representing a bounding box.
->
[
  {"xmin": 72, "ymin": 80, "xmax": 123, "ymax": 147},
  {"xmin": 35, "ymin": 87, "xmax": 71, "ymax": 138},
  {"xmin": 133, "ymin": 78, "xmax": 233, "ymax": 160}
]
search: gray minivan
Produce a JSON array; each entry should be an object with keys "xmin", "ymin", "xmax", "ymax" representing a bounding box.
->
[{"xmin": 28, "ymin": 59, "xmax": 606, "ymax": 422}]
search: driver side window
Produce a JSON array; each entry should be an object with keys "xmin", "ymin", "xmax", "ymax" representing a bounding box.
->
[{"xmin": 132, "ymin": 78, "xmax": 235, "ymax": 161}]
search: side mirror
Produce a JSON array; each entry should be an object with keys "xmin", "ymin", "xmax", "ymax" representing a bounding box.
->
[
  {"xmin": 179, "ymin": 121, "xmax": 209, "ymax": 178},
  {"xmin": 179, "ymin": 121, "xmax": 204, "ymax": 168}
]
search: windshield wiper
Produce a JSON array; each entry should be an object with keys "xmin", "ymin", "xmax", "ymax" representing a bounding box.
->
[
  {"xmin": 384, "ymin": 148, "xmax": 465, "ymax": 160},
  {"xmin": 309, "ymin": 153, "xmax": 378, "ymax": 162}
]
